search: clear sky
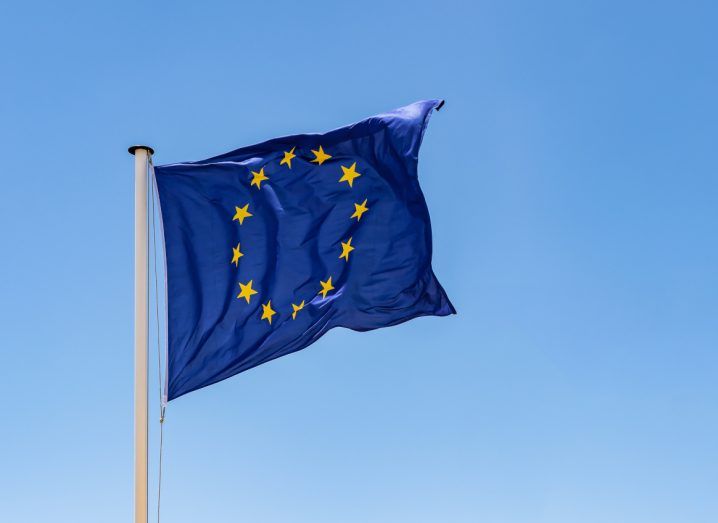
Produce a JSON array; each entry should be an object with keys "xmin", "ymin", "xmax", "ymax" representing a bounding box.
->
[{"xmin": 1, "ymin": 1, "xmax": 716, "ymax": 522}]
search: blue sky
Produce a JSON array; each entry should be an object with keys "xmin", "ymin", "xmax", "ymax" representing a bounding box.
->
[{"xmin": 1, "ymin": 1, "xmax": 716, "ymax": 522}]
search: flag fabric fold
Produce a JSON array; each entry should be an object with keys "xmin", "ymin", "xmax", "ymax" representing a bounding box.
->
[{"xmin": 155, "ymin": 99, "xmax": 455, "ymax": 401}]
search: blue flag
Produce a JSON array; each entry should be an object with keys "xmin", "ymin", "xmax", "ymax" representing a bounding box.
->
[{"xmin": 155, "ymin": 100, "xmax": 455, "ymax": 401}]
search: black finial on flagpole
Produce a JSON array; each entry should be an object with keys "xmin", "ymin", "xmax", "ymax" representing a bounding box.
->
[
  {"xmin": 128, "ymin": 145, "xmax": 155, "ymax": 155},
  {"xmin": 436, "ymin": 100, "xmax": 445, "ymax": 111}
]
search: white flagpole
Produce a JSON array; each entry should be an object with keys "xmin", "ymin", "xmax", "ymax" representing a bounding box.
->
[{"xmin": 129, "ymin": 145, "xmax": 154, "ymax": 523}]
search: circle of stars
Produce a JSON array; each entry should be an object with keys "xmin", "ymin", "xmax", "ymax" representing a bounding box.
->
[{"xmin": 230, "ymin": 145, "xmax": 369, "ymax": 325}]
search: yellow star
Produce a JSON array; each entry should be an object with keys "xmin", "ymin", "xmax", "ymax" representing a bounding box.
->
[
  {"xmin": 250, "ymin": 167, "xmax": 269, "ymax": 189},
  {"xmin": 233, "ymin": 204, "xmax": 253, "ymax": 225},
  {"xmin": 339, "ymin": 162, "xmax": 362, "ymax": 187},
  {"xmin": 351, "ymin": 199, "xmax": 369, "ymax": 221},
  {"xmin": 339, "ymin": 237, "xmax": 354, "ymax": 262},
  {"xmin": 261, "ymin": 300, "xmax": 277, "ymax": 324},
  {"xmin": 280, "ymin": 146, "xmax": 296, "ymax": 169},
  {"xmin": 318, "ymin": 276, "xmax": 334, "ymax": 299},
  {"xmin": 291, "ymin": 300, "xmax": 305, "ymax": 320},
  {"xmin": 231, "ymin": 242, "xmax": 244, "ymax": 267},
  {"xmin": 237, "ymin": 279, "xmax": 258, "ymax": 304},
  {"xmin": 310, "ymin": 145, "xmax": 332, "ymax": 165}
]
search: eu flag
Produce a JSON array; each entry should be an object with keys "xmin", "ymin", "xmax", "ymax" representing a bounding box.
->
[{"xmin": 155, "ymin": 100, "xmax": 455, "ymax": 401}]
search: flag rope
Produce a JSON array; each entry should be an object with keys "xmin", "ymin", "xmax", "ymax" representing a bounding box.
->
[{"xmin": 148, "ymin": 155, "xmax": 166, "ymax": 523}]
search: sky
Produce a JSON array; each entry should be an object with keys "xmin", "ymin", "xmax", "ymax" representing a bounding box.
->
[{"xmin": 0, "ymin": 1, "xmax": 716, "ymax": 522}]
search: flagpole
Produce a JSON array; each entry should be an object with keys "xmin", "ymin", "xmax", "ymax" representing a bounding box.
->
[{"xmin": 129, "ymin": 144, "xmax": 154, "ymax": 523}]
